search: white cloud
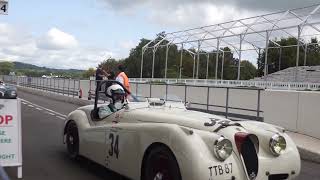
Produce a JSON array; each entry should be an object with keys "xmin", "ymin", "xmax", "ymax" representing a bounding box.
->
[
  {"xmin": 0, "ymin": 23, "xmax": 114, "ymax": 70},
  {"xmin": 119, "ymin": 40, "xmax": 136, "ymax": 50},
  {"xmin": 149, "ymin": 3, "xmax": 256, "ymax": 28},
  {"xmin": 37, "ymin": 28, "xmax": 79, "ymax": 50}
]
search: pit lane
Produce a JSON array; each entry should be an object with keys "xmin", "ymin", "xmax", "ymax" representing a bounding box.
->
[{"xmin": 3, "ymin": 91, "xmax": 320, "ymax": 180}]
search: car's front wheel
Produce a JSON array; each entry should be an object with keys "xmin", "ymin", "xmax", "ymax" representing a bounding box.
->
[
  {"xmin": 143, "ymin": 145, "xmax": 182, "ymax": 180},
  {"xmin": 66, "ymin": 121, "xmax": 79, "ymax": 159}
]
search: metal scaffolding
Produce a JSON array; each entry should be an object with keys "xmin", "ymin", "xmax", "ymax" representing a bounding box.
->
[{"xmin": 141, "ymin": 3, "xmax": 320, "ymax": 81}]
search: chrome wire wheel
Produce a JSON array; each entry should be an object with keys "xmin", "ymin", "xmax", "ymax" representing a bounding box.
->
[
  {"xmin": 144, "ymin": 146, "xmax": 181, "ymax": 180},
  {"xmin": 66, "ymin": 122, "xmax": 79, "ymax": 159}
]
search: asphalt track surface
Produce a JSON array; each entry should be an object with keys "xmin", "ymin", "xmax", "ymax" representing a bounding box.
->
[{"xmin": 3, "ymin": 91, "xmax": 320, "ymax": 180}]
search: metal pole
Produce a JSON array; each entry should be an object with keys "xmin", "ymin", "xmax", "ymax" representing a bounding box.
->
[
  {"xmin": 215, "ymin": 39, "xmax": 220, "ymax": 79},
  {"xmin": 68, "ymin": 78, "xmax": 70, "ymax": 96},
  {"xmin": 165, "ymin": 44, "xmax": 169, "ymax": 79},
  {"xmin": 221, "ymin": 51, "xmax": 225, "ymax": 80},
  {"xmin": 264, "ymin": 31, "xmax": 270, "ymax": 79},
  {"xmin": 225, "ymin": 88, "xmax": 229, "ymax": 118},
  {"xmin": 63, "ymin": 78, "xmax": 65, "ymax": 95},
  {"xmin": 304, "ymin": 43, "xmax": 308, "ymax": 66},
  {"xmin": 237, "ymin": 35, "xmax": 243, "ymax": 80},
  {"xmin": 295, "ymin": 26, "xmax": 301, "ymax": 81},
  {"xmin": 193, "ymin": 55, "xmax": 196, "ymax": 79},
  {"xmin": 196, "ymin": 41, "xmax": 201, "ymax": 79},
  {"xmin": 73, "ymin": 80, "xmax": 75, "ymax": 98},
  {"xmin": 206, "ymin": 53, "xmax": 209, "ymax": 79},
  {"xmin": 179, "ymin": 44, "xmax": 184, "ymax": 79},
  {"xmin": 152, "ymin": 48, "xmax": 156, "ymax": 79},
  {"xmin": 279, "ymin": 47, "xmax": 282, "ymax": 71},
  {"xmin": 140, "ymin": 48, "xmax": 144, "ymax": 79}
]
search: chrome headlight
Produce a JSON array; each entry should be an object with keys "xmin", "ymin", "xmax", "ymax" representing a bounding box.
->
[
  {"xmin": 213, "ymin": 137, "xmax": 233, "ymax": 161},
  {"xmin": 269, "ymin": 134, "xmax": 286, "ymax": 156}
]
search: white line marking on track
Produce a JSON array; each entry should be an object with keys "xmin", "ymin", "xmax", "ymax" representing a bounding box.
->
[
  {"xmin": 22, "ymin": 102, "xmax": 27, "ymax": 105},
  {"xmin": 20, "ymin": 98, "xmax": 67, "ymax": 118},
  {"xmin": 36, "ymin": 107, "xmax": 42, "ymax": 111},
  {"xmin": 46, "ymin": 112, "xmax": 55, "ymax": 116},
  {"xmin": 28, "ymin": 105, "xmax": 34, "ymax": 107},
  {"xmin": 56, "ymin": 116, "xmax": 65, "ymax": 120}
]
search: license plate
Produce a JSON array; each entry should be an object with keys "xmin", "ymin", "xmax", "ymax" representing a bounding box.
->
[{"xmin": 208, "ymin": 163, "xmax": 233, "ymax": 176}]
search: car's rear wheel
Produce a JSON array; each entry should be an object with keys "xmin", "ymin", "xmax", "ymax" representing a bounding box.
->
[
  {"xmin": 66, "ymin": 121, "xmax": 79, "ymax": 159},
  {"xmin": 143, "ymin": 145, "xmax": 181, "ymax": 180}
]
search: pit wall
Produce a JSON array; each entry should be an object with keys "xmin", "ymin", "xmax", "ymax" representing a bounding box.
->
[{"xmin": 262, "ymin": 90, "xmax": 320, "ymax": 139}]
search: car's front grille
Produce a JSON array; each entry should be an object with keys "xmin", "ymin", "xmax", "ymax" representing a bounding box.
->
[
  {"xmin": 268, "ymin": 173, "xmax": 289, "ymax": 180},
  {"xmin": 240, "ymin": 137, "xmax": 259, "ymax": 180}
]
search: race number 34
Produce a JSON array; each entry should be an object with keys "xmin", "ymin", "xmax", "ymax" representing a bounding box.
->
[
  {"xmin": 0, "ymin": 1, "xmax": 8, "ymax": 14},
  {"xmin": 108, "ymin": 133, "xmax": 120, "ymax": 159}
]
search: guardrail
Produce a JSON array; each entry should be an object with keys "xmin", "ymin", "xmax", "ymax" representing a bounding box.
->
[
  {"xmin": 129, "ymin": 78, "xmax": 320, "ymax": 90},
  {"xmin": 87, "ymin": 79, "xmax": 264, "ymax": 121},
  {"xmin": 3, "ymin": 76, "xmax": 264, "ymax": 121},
  {"xmin": 2, "ymin": 76, "xmax": 80, "ymax": 97}
]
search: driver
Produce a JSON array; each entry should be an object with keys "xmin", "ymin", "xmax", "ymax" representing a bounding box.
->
[{"xmin": 106, "ymin": 84, "xmax": 126, "ymax": 110}]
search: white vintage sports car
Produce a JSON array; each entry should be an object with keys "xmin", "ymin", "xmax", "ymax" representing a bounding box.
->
[{"xmin": 63, "ymin": 80, "xmax": 300, "ymax": 180}]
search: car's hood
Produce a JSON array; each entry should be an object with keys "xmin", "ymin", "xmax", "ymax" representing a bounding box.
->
[
  {"xmin": 78, "ymin": 101, "xmax": 281, "ymax": 134},
  {"xmin": 127, "ymin": 101, "xmax": 281, "ymax": 134}
]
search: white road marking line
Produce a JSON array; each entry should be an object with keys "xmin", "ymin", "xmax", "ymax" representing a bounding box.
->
[
  {"xmin": 20, "ymin": 98, "xmax": 67, "ymax": 118},
  {"xmin": 46, "ymin": 112, "xmax": 55, "ymax": 116},
  {"xmin": 36, "ymin": 107, "xmax": 42, "ymax": 111},
  {"xmin": 28, "ymin": 105, "xmax": 34, "ymax": 107},
  {"xmin": 56, "ymin": 116, "xmax": 65, "ymax": 120},
  {"xmin": 22, "ymin": 102, "xmax": 27, "ymax": 105}
]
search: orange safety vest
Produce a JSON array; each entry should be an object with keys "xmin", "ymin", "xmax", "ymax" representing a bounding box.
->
[{"xmin": 118, "ymin": 72, "xmax": 131, "ymax": 92}]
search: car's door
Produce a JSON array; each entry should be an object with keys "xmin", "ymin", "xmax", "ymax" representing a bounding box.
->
[
  {"xmin": 104, "ymin": 110, "xmax": 141, "ymax": 179},
  {"xmin": 83, "ymin": 105, "xmax": 118, "ymax": 166}
]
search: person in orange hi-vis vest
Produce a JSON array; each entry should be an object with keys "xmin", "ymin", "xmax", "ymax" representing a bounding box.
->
[{"xmin": 116, "ymin": 64, "xmax": 131, "ymax": 94}]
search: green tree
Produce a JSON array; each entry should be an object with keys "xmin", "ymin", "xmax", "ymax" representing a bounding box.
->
[
  {"xmin": 240, "ymin": 60, "xmax": 257, "ymax": 80},
  {"xmin": 0, "ymin": 61, "xmax": 14, "ymax": 75},
  {"xmin": 99, "ymin": 58, "xmax": 124, "ymax": 74},
  {"xmin": 257, "ymin": 37, "xmax": 320, "ymax": 76},
  {"xmin": 82, "ymin": 68, "xmax": 96, "ymax": 78}
]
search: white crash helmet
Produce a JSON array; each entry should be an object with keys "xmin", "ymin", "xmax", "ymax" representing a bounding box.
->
[{"xmin": 106, "ymin": 84, "xmax": 126, "ymax": 104}]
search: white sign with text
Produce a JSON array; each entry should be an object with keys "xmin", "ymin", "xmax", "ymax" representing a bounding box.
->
[{"xmin": 0, "ymin": 99, "xmax": 22, "ymax": 178}]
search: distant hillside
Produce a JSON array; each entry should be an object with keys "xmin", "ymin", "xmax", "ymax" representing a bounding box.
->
[{"xmin": 13, "ymin": 62, "xmax": 84, "ymax": 73}]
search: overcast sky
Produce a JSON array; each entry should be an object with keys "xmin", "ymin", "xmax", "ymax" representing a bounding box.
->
[{"xmin": 0, "ymin": 0, "xmax": 319, "ymax": 69}]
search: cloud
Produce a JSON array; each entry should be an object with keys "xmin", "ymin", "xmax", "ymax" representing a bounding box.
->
[
  {"xmin": 149, "ymin": 3, "xmax": 254, "ymax": 28},
  {"xmin": 99, "ymin": 0, "xmax": 320, "ymax": 29},
  {"xmin": 0, "ymin": 23, "xmax": 114, "ymax": 69},
  {"xmin": 37, "ymin": 28, "xmax": 78, "ymax": 50},
  {"xmin": 100, "ymin": 0, "xmax": 320, "ymax": 12},
  {"xmin": 119, "ymin": 40, "xmax": 136, "ymax": 50}
]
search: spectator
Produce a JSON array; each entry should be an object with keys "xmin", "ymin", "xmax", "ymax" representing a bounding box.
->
[
  {"xmin": 107, "ymin": 71, "xmax": 116, "ymax": 80},
  {"xmin": 105, "ymin": 71, "xmax": 115, "ymax": 89},
  {"xmin": 116, "ymin": 64, "xmax": 130, "ymax": 93},
  {"xmin": 95, "ymin": 65, "xmax": 108, "ymax": 91}
]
